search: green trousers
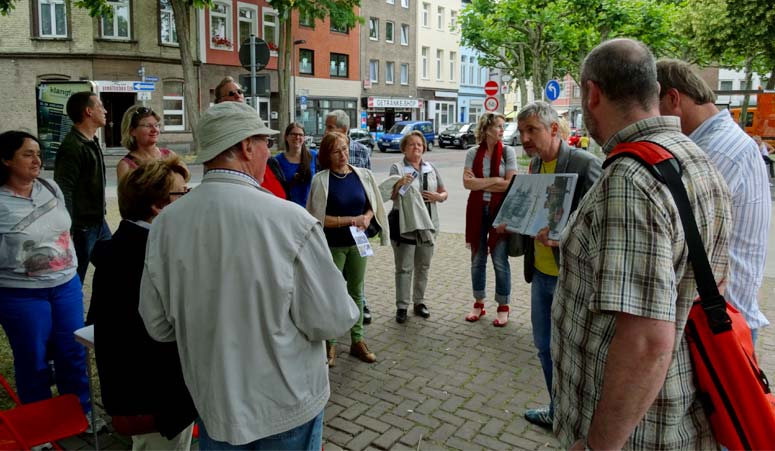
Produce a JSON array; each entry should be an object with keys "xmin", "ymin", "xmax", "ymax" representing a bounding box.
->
[{"xmin": 328, "ymin": 245, "xmax": 367, "ymax": 344}]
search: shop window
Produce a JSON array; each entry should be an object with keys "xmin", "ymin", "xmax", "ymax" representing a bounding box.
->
[
  {"xmin": 299, "ymin": 49, "xmax": 314, "ymax": 75},
  {"xmin": 330, "ymin": 53, "xmax": 348, "ymax": 77}
]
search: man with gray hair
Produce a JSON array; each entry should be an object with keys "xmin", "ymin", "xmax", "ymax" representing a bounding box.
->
[
  {"xmin": 657, "ymin": 58, "xmax": 770, "ymax": 344},
  {"xmin": 139, "ymin": 101, "xmax": 359, "ymax": 449},
  {"xmin": 552, "ymin": 38, "xmax": 730, "ymax": 449},
  {"xmin": 514, "ymin": 101, "xmax": 601, "ymax": 430}
]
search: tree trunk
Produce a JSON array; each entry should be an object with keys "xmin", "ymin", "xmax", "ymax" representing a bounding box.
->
[
  {"xmin": 277, "ymin": 15, "xmax": 292, "ymax": 149},
  {"xmin": 739, "ymin": 55, "xmax": 754, "ymax": 129},
  {"xmin": 171, "ymin": 0, "xmax": 200, "ymax": 153},
  {"xmin": 519, "ymin": 77, "xmax": 528, "ymax": 108}
]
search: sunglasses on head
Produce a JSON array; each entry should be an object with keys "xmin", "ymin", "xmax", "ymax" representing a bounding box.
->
[{"xmin": 131, "ymin": 107, "xmax": 154, "ymax": 125}]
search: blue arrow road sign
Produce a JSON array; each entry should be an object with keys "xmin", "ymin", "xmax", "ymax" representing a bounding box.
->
[
  {"xmin": 144, "ymin": 76, "xmax": 160, "ymax": 82},
  {"xmin": 545, "ymin": 79, "xmax": 561, "ymax": 101},
  {"xmin": 133, "ymin": 82, "xmax": 155, "ymax": 91}
]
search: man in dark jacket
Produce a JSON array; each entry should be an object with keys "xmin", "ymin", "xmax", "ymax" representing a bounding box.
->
[
  {"xmin": 517, "ymin": 101, "xmax": 602, "ymax": 430},
  {"xmin": 54, "ymin": 91, "xmax": 111, "ymax": 282}
]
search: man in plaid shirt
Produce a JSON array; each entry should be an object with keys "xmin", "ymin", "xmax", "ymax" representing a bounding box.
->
[{"xmin": 552, "ymin": 38, "xmax": 731, "ymax": 449}]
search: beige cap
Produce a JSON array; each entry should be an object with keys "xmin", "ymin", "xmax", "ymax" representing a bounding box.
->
[{"xmin": 194, "ymin": 102, "xmax": 279, "ymax": 164}]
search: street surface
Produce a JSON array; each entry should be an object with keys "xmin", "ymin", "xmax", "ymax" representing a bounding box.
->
[{"xmin": 48, "ymin": 147, "xmax": 774, "ymax": 450}]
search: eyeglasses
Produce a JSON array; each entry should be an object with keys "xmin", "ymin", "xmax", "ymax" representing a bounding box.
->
[
  {"xmin": 256, "ymin": 136, "xmax": 276, "ymax": 148},
  {"xmin": 227, "ymin": 89, "xmax": 244, "ymax": 97},
  {"xmin": 169, "ymin": 187, "xmax": 191, "ymax": 197},
  {"xmin": 288, "ymin": 132, "xmax": 305, "ymax": 138},
  {"xmin": 137, "ymin": 123, "xmax": 161, "ymax": 130}
]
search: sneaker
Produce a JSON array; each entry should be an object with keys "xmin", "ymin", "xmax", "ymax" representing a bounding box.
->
[
  {"xmin": 85, "ymin": 414, "xmax": 107, "ymax": 434},
  {"xmin": 363, "ymin": 305, "xmax": 372, "ymax": 325},
  {"xmin": 31, "ymin": 443, "xmax": 53, "ymax": 451},
  {"xmin": 524, "ymin": 406, "xmax": 553, "ymax": 430}
]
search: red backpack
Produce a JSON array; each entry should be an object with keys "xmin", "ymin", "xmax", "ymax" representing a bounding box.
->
[{"xmin": 605, "ymin": 141, "xmax": 775, "ymax": 450}]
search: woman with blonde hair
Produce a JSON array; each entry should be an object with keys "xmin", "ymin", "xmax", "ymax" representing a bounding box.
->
[
  {"xmin": 307, "ymin": 132, "xmax": 388, "ymax": 366},
  {"xmin": 116, "ymin": 105, "xmax": 177, "ymax": 180},
  {"xmin": 463, "ymin": 113, "xmax": 517, "ymax": 327}
]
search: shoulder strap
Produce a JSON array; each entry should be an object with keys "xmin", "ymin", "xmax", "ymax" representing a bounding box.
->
[
  {"xmin": 605, "ymin": 141, "xmax": 731, "ymax": 333},
  {"xmin": 37, "ymin": 178, "xmax": 57, "ymax": 197}
]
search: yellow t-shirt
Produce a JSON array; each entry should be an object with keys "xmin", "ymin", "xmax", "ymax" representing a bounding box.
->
[{"xmin": 534, "ymin": 159, "xmax": 559, "ymax": 276}]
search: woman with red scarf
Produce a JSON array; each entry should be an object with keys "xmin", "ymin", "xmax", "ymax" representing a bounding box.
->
[{"xmin": 463, "ymin": 113, "xmax": 517, "ymax": 327}]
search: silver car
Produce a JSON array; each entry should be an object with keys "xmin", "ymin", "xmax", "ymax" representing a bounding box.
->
[{"xmin": 502, "ymin": 122, "xmax": 521, "ymax": 146}]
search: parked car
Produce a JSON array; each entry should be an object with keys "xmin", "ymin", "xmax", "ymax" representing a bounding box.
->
[
  {"xmin": 438, "ymin": 123, "xmax": 476, "ymax": 149},
  {"xmin": 503, "ymin": 122, "xmax": 521, "ymax": 146},
  {"xmin": 349, "ymin": 128, "xmax": 375, "ymax": 150},
  {"xmin": 377, "ymin": 121, "xmax": 435, "ymax": 153},
  {"xmin": 308, "ymin": 129, "xmax": 375, "ymax": 151}
]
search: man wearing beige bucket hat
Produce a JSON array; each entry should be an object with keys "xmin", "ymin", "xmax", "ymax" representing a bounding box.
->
[{"xmin": 138, "ymin": 101, "xmax": 359, "ymax": 449}]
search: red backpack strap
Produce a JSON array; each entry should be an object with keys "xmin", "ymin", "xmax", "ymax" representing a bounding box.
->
[{"xmin": 603, "ymin": 141, "xmax": 678, "ymax": 183}]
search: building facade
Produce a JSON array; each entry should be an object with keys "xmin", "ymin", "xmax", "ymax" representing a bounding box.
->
[
  {"xmin": 359, "ymin": 0, "xmax": 420, "ymax": 133},
  {"xmin": 415, "ymin": 0, "xmax": 460, "ymax": 132},
  {"xmin": 457, "ymin": 45, "xmax": 490, "ymax": 125}
]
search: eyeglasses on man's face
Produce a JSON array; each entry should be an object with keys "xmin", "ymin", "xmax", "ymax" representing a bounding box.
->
[{"xmin": 227, "ymin": 89, "xmax": 244, "ymax": 97}]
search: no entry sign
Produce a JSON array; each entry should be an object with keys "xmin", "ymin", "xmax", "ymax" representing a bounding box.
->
[{"xmin": 484, "ymin": 80, "xmax": 499, "ymax": 96}]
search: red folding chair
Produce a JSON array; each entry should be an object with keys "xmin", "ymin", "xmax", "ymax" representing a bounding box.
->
[{"xmin": 0, "ymin": 371, "xmax": 88, "ymax": 450}]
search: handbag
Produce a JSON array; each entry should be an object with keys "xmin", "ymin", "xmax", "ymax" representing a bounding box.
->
[
  {"xmin": 606, "ymin": 141, "xmax": 775, "ymax": 450},
  {"xmin": 365, "ymin": 218, "xmax": 381, "ymax": 238}
]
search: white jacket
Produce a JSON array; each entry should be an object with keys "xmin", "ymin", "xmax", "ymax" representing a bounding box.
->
[{"xmin": 139, "ymin": 170, "xmax": 359, "ymax": 445}]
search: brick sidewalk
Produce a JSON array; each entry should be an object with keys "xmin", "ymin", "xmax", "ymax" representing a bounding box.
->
[{"xmin": 63, "ymin": 228, "xmax": 774, "ymax": 450}]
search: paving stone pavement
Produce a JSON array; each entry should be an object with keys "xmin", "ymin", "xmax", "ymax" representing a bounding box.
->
[{"xmin": 58, "ymin": 206, "xmax": 775, "ymax": 451}]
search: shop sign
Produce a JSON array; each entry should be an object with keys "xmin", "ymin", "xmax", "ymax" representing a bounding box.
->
[{"xmin": 367, "ymin": 97, "xmax": 423, "ymax": 109}]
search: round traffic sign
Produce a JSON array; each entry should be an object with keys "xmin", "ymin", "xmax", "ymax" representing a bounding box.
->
[
  {"xmin": 545, "ymin": 79, "xmax": 561, "ymax": 101},
  {"xmin": 484, "ymin": 80, "xmax": 499, "ymax": 96},
  {"xmin": 484, "ymin": 96, "xmax": 499, "ymax": 112}
]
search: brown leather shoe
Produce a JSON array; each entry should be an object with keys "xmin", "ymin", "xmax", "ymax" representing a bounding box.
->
[
  {"xmin": 349, "ymin": 340, "xmax": 376, "ymax": 363},
  {"xmin": 326, "ymin": 343, "xmax": 336, "ymax": 367}
]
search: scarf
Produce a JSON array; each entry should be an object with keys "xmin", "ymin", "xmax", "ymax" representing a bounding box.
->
[{"xmin": 465, "ymin": 140, "xmax": 507, "ymax": 254}]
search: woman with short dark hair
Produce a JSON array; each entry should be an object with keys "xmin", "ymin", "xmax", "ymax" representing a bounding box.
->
[{"xmin": 0, "ymin": 130, "xmax": 92, "ymax": 424}]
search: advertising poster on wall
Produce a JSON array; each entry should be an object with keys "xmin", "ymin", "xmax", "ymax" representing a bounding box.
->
[{"xmin": 36, "ymin": 81, "xmax": 95, "ymax": 168}]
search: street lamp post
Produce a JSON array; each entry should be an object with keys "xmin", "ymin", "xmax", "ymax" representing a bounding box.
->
[{"xmin": 290, "ymin": 39, "xmax": 306, "ymax": 124}]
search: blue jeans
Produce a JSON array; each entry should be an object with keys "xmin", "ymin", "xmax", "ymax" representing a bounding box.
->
[
  {"xmin": 531, "ymin": 269, "xmax": 557, "ymax": 417},
  {"xmin": 71, "ymin": 219, "xmax": 112, "ymax": 282},
  {"xmin": 471, "ymin": 206, "xmax": 510, "ymax": 304},
  {"xmin": 751, "ymin": 328, "xmax": 759, "ymax": 347},
  {"xmin": 197, "ymin": 410, "xmax": 324, "ymax": 450},
  {"xmin": 0, "ymin": 276, "xmax": 90, "ymax": 413}
]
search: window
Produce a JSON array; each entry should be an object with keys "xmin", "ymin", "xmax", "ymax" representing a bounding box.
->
[
  {"xmin": 299, "ymin": 10, "xmax": 314, "ymax": 28},
  {"xmin": 400, "ymin": 23, "xmax": 409, "ymax": 45},
  {"xmin": 38, "ymin": 0, "xmax": 67, "ymax": 38},
  {"xmin": 386, "ymin": 61, "xmax": 395, "ymax": 84},
  {"xmin": 400, "ymin": 63, "xmax": 409, "ymax": 85},
  {"xmin": 210, "ymin": 1, "xmax": 232, "ymax": 48},
  {"xmin": 163, "ymin": 80, "xmax": 185, "ymax": 132},
  {"xmin": 330, "ymin": 53, "xmax": 348, "ymax": 77},
  {"xmin": 450, "ymin": 11, "xmax": 457, "ymax": 32},
  {"xmin": 480, "ymin": 67, "xmax": 487, "ymax": 85},
  {"xmin": 385, "ymin": 21, "xmax": 394, "ymax": 43},
  {"xmin": 369, "ymin": 60, "xmax": 379, "ymax": 83},
  {"xmin": 369, "ymin": 17, "xmax": 379, "ymax": 40},
  {"xmin": 330, "ymin": 20, "xmax": 349, "ymax": 33},
  {"xmin": 449, "ymin": 51, "xmax": 455, "ymax": 81},
  {"xmin": 159, "ymin": 0, "xmax": 177, "ymax": 45},
  {"xmin": 262, "ymin": 8, "xmax": 278, "ymax": 49},
  {"xmin": 719, "ymin": 80, "xmax": 733, "ymax": 91},
  {"xmin": 469, "ymin": 56, "xmax": 475, "ymax": 84},
  {"xmin": 436, "ymin": 49, "xmax": 443, "ymax": 80},
  {"xmin": 387, "ymin": 0, "xmax": 394, "ymax": 4},
  {"xmin": 101, "ymin": 0, "xmax": 130, "ymax": 39},
  {"xmin": 299, "ymin": 49, "xmax": 314, "ymax": 75},
  {"xmin": 421, "ymin": 3, "xmax": 429, "ymax": 27},
  {"xmin": 421, "ymin": 47, "xmax": 429, "ymax": 79},
  {"xmin": 461, "ymin": 55, "xmax": 467, "ymax": 84},
  {"xmin": 436, "ymin": 7, "xmax": 444, "ymax": 30},
  {"xmin": 238, "ymin": 3, "xmax": 258, "ymax": 47},
  {"xmin": 401, "ymin": 0, "xmax": 409, "ymax": 8}
]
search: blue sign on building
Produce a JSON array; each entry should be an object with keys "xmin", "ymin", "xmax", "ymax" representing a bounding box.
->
[
  {"xmin": 545, "ymin": 80, "xmax": 561, "ymax": 101},
  {"xmin": 133, "ymin": 82, "xmax": 155, "ymax": 91}
]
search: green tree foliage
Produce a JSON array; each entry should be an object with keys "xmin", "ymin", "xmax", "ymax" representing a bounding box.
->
[{"xmin": 460, "ymin": 0, "xmax": 684, "ymax": 106}]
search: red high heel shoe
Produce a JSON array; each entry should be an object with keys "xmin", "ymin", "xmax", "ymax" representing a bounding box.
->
[
  {"xmin": 492, "ymin": 305, "xmax": 510, "ymax": 327},
  {"xmin": 465, "ymin": 302, "xmax": 486, "ymax": 322}
]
